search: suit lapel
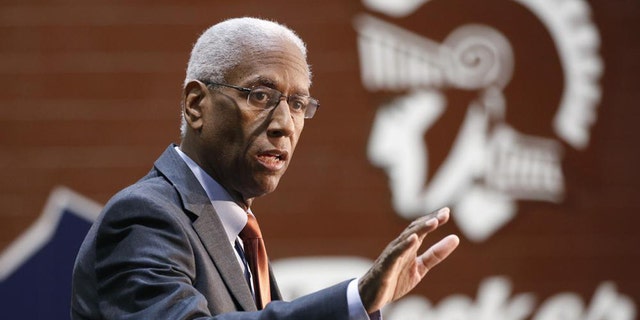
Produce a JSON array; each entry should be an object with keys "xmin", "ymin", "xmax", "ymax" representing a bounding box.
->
[
  {"xmin": 154, "ymin": 145, "xmax": 257, "ymax": 311},
  {"xmin": 193, "ymin": 210, "xmax": 257, "ymax": 311}
]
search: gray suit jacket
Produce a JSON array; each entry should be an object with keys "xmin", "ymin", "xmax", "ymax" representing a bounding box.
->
[{"xmin": 71, "ymin": 145, "xmax": 350, "ymax": 319}]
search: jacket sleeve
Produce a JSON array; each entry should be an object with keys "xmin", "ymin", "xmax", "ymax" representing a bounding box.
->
[{"xmin": 206, "ymin": 282, "xmax": 352, "ymax": 320}]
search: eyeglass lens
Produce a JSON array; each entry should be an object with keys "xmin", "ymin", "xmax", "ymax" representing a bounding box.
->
[{"xmin": 248, "ymin": 87, "xmax": 318, "ymax": 119}]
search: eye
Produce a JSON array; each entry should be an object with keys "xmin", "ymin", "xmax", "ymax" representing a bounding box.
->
[
  {"xmin": 289, "ymin": 96, "xmax": 307, "ymax": 112},
  {"xmin": 249, "ymin": 87, "xmax": 273, "ymax": 106}
]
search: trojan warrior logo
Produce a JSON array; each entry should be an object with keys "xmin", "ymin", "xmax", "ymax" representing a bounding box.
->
[{"xmin": 355, "ymin": 0, "xmax": 603, "ymax": 241}]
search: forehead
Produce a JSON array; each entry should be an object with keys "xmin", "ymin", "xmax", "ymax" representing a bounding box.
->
[{"xmin": 227, "ymin": 38, "xmax": 311, "ymax": 92}]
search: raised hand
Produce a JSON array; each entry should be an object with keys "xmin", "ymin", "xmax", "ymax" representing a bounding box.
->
[{"xmin": 358, "ymin": 207, "xmax": 460, "ymax": 313}]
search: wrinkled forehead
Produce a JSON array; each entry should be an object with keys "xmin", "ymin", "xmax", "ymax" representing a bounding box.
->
[{"xmin": 227, "ymin": 38, "xmax": 312, "ymax": 91}]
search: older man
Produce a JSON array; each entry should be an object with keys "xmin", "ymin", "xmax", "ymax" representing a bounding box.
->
[{"xmin": 71, "ymin": 17, "xmax": 459, "ymax": 319}]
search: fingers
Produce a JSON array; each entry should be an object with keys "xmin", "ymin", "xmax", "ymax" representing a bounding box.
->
[
  {"xmin": 358, "ymin": 208, "xmax": 458, "ymax": 313},
  {"xmin": 384, "ymin": 232, "xmax": 421, "ymax": 267},
  {"xmin": 387, "ymin": 207, "xmax": 453, "ymax": 264},
  {"xmin": 434, "ymin": 207, "xmax": 450, "ymax": 225},
  {"xmin": 418, "ymin": 234, "xmax": 460, "ymax": 272},
  {"xmin": 382, "ymin": 207, "xmax": 455, "ymax": 269},
  {"xmin": 418, "ymin": 207, "xmax": 450, "ymax": 229},
  {"xmin": 406, "ymin": 207, "xmax": 451, "ymax": 242}
]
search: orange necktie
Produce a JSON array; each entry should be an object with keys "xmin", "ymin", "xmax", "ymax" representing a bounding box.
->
[{"xmin": 239, "ymin": 213, "xmax": 271, "ymax": 309}]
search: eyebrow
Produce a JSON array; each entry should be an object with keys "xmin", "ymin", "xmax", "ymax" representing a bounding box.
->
[
  {"xmin": 249, "ymin": 76, "xmax": 309, "ymax": 96},
  {"xmin": 247, "ymin": 76, "xmax": 278, "ymax": 89}
]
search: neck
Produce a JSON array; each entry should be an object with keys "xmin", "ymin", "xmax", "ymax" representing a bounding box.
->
[
  {"xmin": 178, "ymin": 141, "xmax": 253, "ymax": 210},
  {"xmin": 235, "ymin": 194, "xmax": 253, "ymax": 211}
]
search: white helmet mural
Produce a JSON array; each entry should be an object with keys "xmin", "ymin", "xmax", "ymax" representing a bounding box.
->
[{"xmin": 355, "ymin": 0, "xmax": 602, "ymax": 242}]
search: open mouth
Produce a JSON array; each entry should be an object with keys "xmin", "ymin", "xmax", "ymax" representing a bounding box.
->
[{"xmin": 256, "ymin": 150, "xmax": 288, "ymax": 171}]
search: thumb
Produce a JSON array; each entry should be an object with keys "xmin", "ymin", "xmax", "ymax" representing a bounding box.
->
[{"xmin": 419, "ymin": 234, "xmax": 460, "ymax": 271}]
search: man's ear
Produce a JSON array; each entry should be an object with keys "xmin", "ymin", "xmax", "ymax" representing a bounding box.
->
[{"xmin": 182, "ymin": 80, "xmax": 209, "ymax": 132}]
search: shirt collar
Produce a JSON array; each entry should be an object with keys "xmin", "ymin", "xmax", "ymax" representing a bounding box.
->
[{"xmin": 174, "ymin": 146, "xmax": 247, "ymax": 245}]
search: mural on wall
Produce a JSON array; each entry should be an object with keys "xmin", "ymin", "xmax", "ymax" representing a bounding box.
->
[
  {"xmin": 355, "ymin": 0, "xmax": 602, "ymax": 242},
  {"xmin": 345, "ymin": 0, "xmax": 636, "ymax": 318}
]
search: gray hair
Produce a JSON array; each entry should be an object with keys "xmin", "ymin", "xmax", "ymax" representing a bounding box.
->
[{"xmin": 180, "ymin": 17, "xmax": 309, "ymax": 138}]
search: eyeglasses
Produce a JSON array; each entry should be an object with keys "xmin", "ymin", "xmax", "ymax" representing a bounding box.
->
[{"xmin": 202, "ymin": 80, "xmax": 320, "ymax": 119}]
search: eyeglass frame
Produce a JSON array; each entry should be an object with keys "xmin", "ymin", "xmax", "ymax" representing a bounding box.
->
[{"xmin": 200, "ymin": 80, "xmax": 320, "ymax": 119}]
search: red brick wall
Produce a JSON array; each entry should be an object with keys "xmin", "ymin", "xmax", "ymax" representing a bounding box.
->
[{"xmin": 1, "ymin": 0, "xmax": 639, "ymax": 314}]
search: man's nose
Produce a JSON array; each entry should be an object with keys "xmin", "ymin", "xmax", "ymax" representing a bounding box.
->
[{"xmin": 267, "ymin": 99, "xmax": 295, "ymax": 138}]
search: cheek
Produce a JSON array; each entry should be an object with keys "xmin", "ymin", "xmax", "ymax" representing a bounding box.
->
[
  {"xmin": 291, "ymin": 121, "xmax": 304, "ymax": 150},
  {"xmin": 208, "ymin": 104, "xmax": 248, "ymax": 144}
]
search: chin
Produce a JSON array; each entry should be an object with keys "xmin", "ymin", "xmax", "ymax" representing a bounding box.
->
[{"xmin": 247, "ymin": 177, "xmax": 282, "ymax": 199}]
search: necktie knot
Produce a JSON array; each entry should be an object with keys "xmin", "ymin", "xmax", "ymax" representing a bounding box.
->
[{"xmin": 240, "ymin": 213, "xmax": 262, "ymax": 240}]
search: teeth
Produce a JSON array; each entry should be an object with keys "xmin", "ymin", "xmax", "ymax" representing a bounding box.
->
[
  {"xmin": 260, "ymin": 154, "xmax": 283, "ymax": 161},
  {"xmin": 258, "ymin": 150, "xmax": 286, "ymax": 161}
]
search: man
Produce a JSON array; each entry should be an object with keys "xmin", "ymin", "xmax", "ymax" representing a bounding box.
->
[{"xmin": 71, "ymin": 17, "xmax": 459, "ymax": 319}]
